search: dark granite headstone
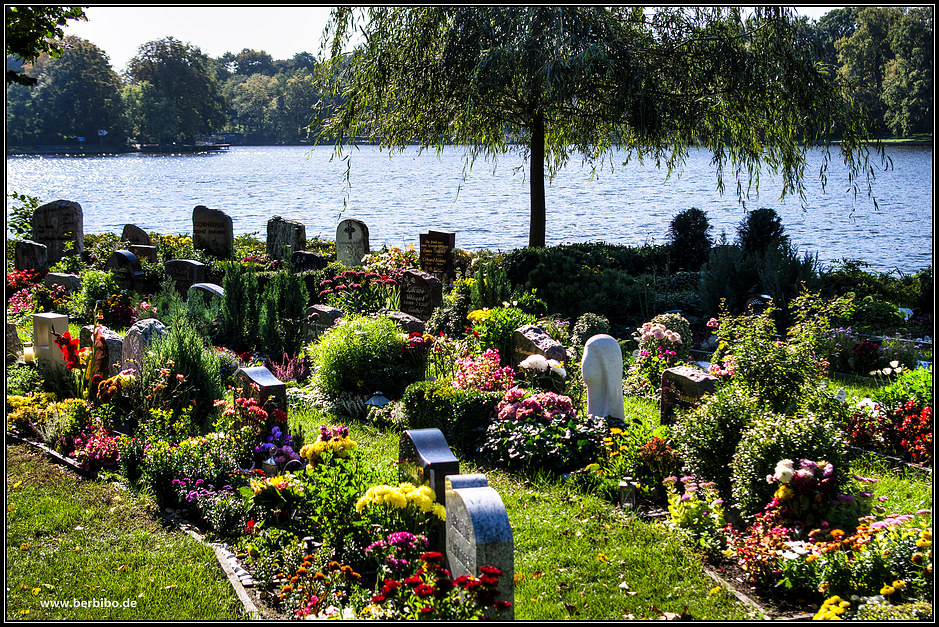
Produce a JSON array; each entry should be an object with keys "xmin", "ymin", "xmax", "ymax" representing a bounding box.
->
[
  {"xmin": 128, "ymin": 244, "xmax": 158, "ymax": 263},
  {"xmin": 267, "ymin": 216, "xmax": 306, "ymax": 260},
  {"xmin": 235, "ymin": 366, "xmax": 287, "ymax": 416},
  {"xmin": 383, "ymin": 310, "xmax": 425, "ymax": 335},
  {"xmin": 291, "ymin": 250, "xmax": 330, "ymax": 272},
  {"xmin": 192, "ymin": 205, "xmax": 234, "ymax": 258},
  {"xmin": 336, "ymin": 219, "xmax": 369, "ymax": 267},
  {"xmin": 187, "ymin": 282, "xmax": 225, "ymax": 306},
  {"xmin": 419, "ymin": 230, "xmax": 456, "ymax": 280},
  {"xmin": 43, "ymin": 272, "xmax": 82, "ymax": 294},
  {"xmin": 306, "ymin": 304, "xmax": 343, "ymax": 341},
  {"xmin": 399, "ymin": 428, "xmax": 460, "ymax": 508},
  {"xmin": 104, "ymin": 250, "xmax": 143, "ymax": 288},
  {"xmin": 164, "ymin": 259, "xmax": 206, "ymax": 295},
  {"xmin": 399, "ymin": 269, "xmax": 442, "ymax": 322},
  {"xmin": 31, "ymin": 200, "xmax": 83, "ymax": 264},
  {"xmin": 14, "ymin": 239, "xmax": 48, "ymax": 271},
  {"xmin": 121, "ymin": 223, "xmax": 152, "ymax": 246}
]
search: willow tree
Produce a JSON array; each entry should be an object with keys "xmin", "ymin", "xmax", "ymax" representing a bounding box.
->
[{"xmin": 315, "ymin": 6, "xmax": 882, "ymax": 248}]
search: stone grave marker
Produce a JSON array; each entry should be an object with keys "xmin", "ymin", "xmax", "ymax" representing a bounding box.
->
[
  {"xmin": 192, "ymin": 205, "xmax": 234, "ymax": 258},
  {"xmin": 336, "ymin": 219, "xmax": 369, "ymax": 267},
  {"xmin": 88, "ymin": 326, "xmax": 125, "ymax": 378},
  {"xmin": 14, "ymin": 240, "xmax": 48, "ymax": 271},
  {"xmin": 399, "ymin": 269, "xmax": 442, "ymax": 322},
  {"xmin": 43, "ymin": 272, "xmax": 82, "ymax": 295},
  {"xmin": 291, "ymin": 250, "xmax": 329, "ymax": 272},
  {"xmin": 235, "ymin": 366, "xmax": 287, "ymax": 416},
  {"xmin": 512, "ymin": 324, "xmax": 566, "ymax": 368},
  {"xmin": 121, "ymin": 318, "xmax": 167, "ymax": 374},
  {"xmin": 31, "ymin": 200, "xmax": 83, "ymax": 264},
  {"xmin": 445, "ymin": 474, "xmax": 514, "ymax": 620},
  {"xmin": 188, "ymin": 283, "xmax": 225, "ymax": 307},
  {"xmin": 581, "ymin": 334, "xmax": 625, "ymax": 422},
  {"xmin": 121, "ymin": 223, "xmax": 152, "ymax": 246},
  {"xmin": 306, "ymin": 304, "xmax": 343, "ymax": 341},
  {"xmin": 164, "ymin": 259, "xmax": 206, "ymax": 295},
  {"xmin": 660, "ymin": 365, "xmax": 718, "ymax": 425},
  {"xmin": 419, "ymin": 230, "xmax": 456, "ymax": 280},
  {"xmin": 104, "ymin": 250, "xmax": 144, "ymax": 288},
  {"xmin": 384, "ymin": 310, "xmax": 425, "ymax": 335},
  {"xmin": 32, "ymin": 312, "xmax": 69, "ymax": 370},
  {"xmin": 128, "ymin": 244, "xmax": 158, "ymax": 263},
  {"xmin": 267, "ymin": 216, "xmax": 306, "ymax": 260},
  {"xmin": 399, "ymin": 428, "xmax": 460, "ymax": 508}
]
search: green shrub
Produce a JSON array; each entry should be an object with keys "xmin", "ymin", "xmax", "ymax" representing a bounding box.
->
[
  {"xmin": 140, "ymin": 319, "xmax": 225, "ymax": 431},
  {"xmin": 426, "ymin": 278, "xmax": 473, "ymax": 338},
  {"xmin": 468, "ymin": 306, "xmax": 536, "ymax": 364},
  {"xmin": 69, "ymin": 268, "xmax": 123, "ymax": 322},
  {"xmin": 259, "ymin": 263, "xmax": 309, "ymax": 359},
  {"xmin": 736, "ymin": 207, "xmax": 788, "ymax": 257},
  {"xmin": 5, "ymin": 363, "xmax": 44, "ymax": 396},
  {"xmin": 848, "ymin": 297, "xmax": 907, "ymax": 334},
  {"xmin": 730, "ymin": 413, "xmax": 849, "ymax": 515},
  {"xmin": 873, "ymin": 366, "xmax": 934, "ymax": 412},
  {"xmin": 569, "ymin": 312, "xmax": 611, "ymax": 355},
  {"xmin": 698, "ymin": 245, "xmax": 759, "ymax": 315},
  {"xmin": 469, "ymin": 256, "xmax": 511, "ymax": 310},
  {"xmin": 399, "ymin": 380, "xmax": 502, "ymax": 454},
  {"xmin": 673, "ymin": 385, "xmax": 772, "ymax": 502},
  {"xmin": 310, "ymin": 315, "xmax": 424, "ymax": 400},
  {"xmin": 216, "ymin": 261, "xmax": 259, "ymax": 352},
  {"xmin": 668, "ymin": 207, "xmax": 713, "ymax": 272}
]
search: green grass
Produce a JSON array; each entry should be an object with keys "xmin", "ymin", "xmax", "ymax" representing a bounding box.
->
[{"xmin": 5, "ymin": 445, "xmax": 245, "ymax": 621}]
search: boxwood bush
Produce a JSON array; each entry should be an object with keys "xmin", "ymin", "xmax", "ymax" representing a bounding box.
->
[{"xmin": 399, "ymin": 380, "xmax": 502, "ymax": 455}]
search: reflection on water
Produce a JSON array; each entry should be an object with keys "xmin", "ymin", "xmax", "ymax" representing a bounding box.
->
[{"xmin": 6, "ymin": 145, "xmax": 933, "ymax": 274}]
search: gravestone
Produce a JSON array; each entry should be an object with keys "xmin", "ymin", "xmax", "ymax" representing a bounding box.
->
[
  {"xmin": 43, "ymin": 272, "xmax": 82, "ymax": 295},
  {"xmin": 31, "ymin": 200, "xmax": 83, "ymax": 264},
  {"xmin": 7, "ymin": 322, "xmax": 23, "ymax": 364},
  {"xmin": 267, "ymin": 216, "xmax": 306, "ymax": 260},
  {"xmin": 660, "ymin": 366, "xmax": 718, "ymax": 425},
  {"xmin": 291, "ymin": 250, "xmax": 329, "ymax": 272},
  {"xmin": 121, "ymin": 223, "xmax": 152, "ymax": 246},
  {"xmin": 445, "ymin": 475, "xmax": 514, "ymax": 620},
  {"xmin": 399, "ymin": 269, "xmax": 442, "ymax": 322},
  {"xmin": 399, "ymin": 428, "xmax": 460, "ymax": 508},
  {"xmin": 104, "ymin": 250, "xmax": 144, "ymax": 288},
  {"xmin": 32, "ymin": 312, "xmax": 69, "ymax": 370},
  {"xmin": 512, "ymin": 324, "xmax": 566, "ymax": 368},
  {"xmin": 121, "ymin": 318, "xmax": 167, "ymax": 374},
  {"xmin": 306, "ymin": 304, "xmax": 343, "ymax": 341},
  {"xmin": 581, "ymin": 334, "xmax": 625, "ymax": 421},
  {"xmin": 235, "ymin": 366, "xmax": 287, "ymax": 416},
  {"xmin": 336, "ymin": 219, "xmax": 369, "ymax": 267},
  {"xmin": 14, "ymin": 239, "xmax": 48, "ymax": 271},
  {"xmin": 188, "ymin": 283, "xmax": 225, "ymax": 306},
  {"xmin": 419, "ymin": 230, "xmax": 456, "ymax": 280},
  {"xmin": 128, "ymin": 244, "xmax": 158, "ymax": 263},
  {"xmin": 164, "ymin": 259, "xmax": 206, "ymax": 295},
  {"xmin": 192, "ymin": 205, "xmax": 234, "ymax": 258},
  {"xmin": 90, "ymin": 326, "xmax": 125, "ymax": 378},
  {"xmin": 383, "ymin": 310, "xmax": 425, "ymax": 335}
]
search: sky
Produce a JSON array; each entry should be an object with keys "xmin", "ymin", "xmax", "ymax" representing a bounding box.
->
[{"xmin": 63, "ymin": 5, "xmax": 844, "ymax": 74}]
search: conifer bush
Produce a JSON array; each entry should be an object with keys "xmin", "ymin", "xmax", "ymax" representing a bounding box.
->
[{"xmin": 259, "ymin": 263, "xmax": 309, "ymax": 359}]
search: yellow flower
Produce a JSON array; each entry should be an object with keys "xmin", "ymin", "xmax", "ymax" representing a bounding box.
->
[
  {"xmin": 880, "ymin": 585, "xmax": 895, "ymax": 595},
  {"xmin": 892, "ymin": 580, "xmax": 906, "ymax": 590}
]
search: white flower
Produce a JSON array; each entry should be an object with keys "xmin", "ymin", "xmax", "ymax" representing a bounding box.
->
[
  {"xmin": 548, "ymin": 359, "xmax": 567, "ymax": 378},
  {"xmin": 519, "ymin": 354, "xmax": 549, "ymax": 372}
]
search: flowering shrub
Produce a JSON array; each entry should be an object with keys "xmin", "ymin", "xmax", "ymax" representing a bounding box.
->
[
  {"xmin": 363, "ymin": 244, "xmax": 420, "ymax": 278},
  {"xmin": 255, "ymin": 425, "xmax": 300, "ymax": 466},
  {"xmin": 6, "ymin": 287, "xmax": 36, "ymax": 321},
  {"xmin": 279, "ymin": 558, "xmax": 364, "ymax": 619},
  {"xmin": 355, "ymin": 482, "xmax": 446, "ymax": 526},
  {"xmin": 240, "ymin": 472, "xmax": 307, "ymax": 522},
  {"xmin": 70, "ymin": 421, "xmax": 121, "ymax": 472},
  {"xmin": 847, "ymin": 395, "xmax": 933, "ymax": 466},
  {"xmin": 517, "ymin": 353, "xmax": 568, "ymax": 393},
  {"xmin": 452, "ymin": 349, "xmax": 515, "ymax": 392},
  {"xmin": 5, "ymin": 268, "xmax": 47, "ymax": 297},
  {"xmin": 663, "ymin": 476, "xmax": 727, "ymax": 557},
  {"xmin": 637, "ymin": 437, "xmax": 682, "ymax": 495},
  {"xmin": 361, "ymin": 552, "xmax": 510, "ymax": 620},
  {"xmin": 762, "ymin": 459, "xmax": 841, "ymax": 529},
  {"xmin": 365, "ymin": 532, "xmax": 430, "ymax": 580},
  {"xmin": 298, "ymin": 424, "xmax": 357, "ymax": 467},
  {"xmin": 481, "ymin": 387, "xmax": 605, "ymax": 471},
  {"xmin": 318, "ymin": 270, "xmax": 399, "ymax": 314}
]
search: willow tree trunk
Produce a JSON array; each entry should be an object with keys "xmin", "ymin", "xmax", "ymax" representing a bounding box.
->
[{"xmin": 528, "ymin": 112, "xmax": 547, "ymax": 248}]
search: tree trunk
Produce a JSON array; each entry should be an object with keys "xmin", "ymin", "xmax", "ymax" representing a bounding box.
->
[{"xmin": 528, "ymin": 112, "xmax": 547, "ymax": 248}]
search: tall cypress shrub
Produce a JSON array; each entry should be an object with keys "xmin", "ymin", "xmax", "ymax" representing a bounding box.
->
[
  {"xmin": 258, "ymin": 262, "xmax": 309, "ymax": 359},
  {"xmin": 216, "ymin": 262, "xmax": 259, "ymax": 353}
]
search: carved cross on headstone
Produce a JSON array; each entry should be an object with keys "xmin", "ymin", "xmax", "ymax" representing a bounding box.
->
[{"xmin": 343, "ymin": 222, "xmax": 357, "ymax": 239}]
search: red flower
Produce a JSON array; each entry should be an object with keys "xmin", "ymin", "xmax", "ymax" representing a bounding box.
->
[
  {"xmin": 414, "ymin": 583, "xmax": 435, "ymax": 598},
  {"xmin": 54, "ymin": 331, "xmax": 82, "ymax": 369}
]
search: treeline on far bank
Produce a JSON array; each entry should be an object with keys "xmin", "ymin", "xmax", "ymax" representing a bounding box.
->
[{"xmin": 5, "ymin": 6, "xmax": 934, "ymax": 148}]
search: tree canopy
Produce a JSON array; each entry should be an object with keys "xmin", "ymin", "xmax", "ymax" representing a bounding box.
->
[
  {"xmin": 5, "ymin": 5, "xmax": 86, "ymax": 85},
  {"xmin": 315, "ymin": 6, "xmax": 885, "ymax": 248}
]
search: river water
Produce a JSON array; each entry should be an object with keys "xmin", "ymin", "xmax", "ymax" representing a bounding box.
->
[{"xmin": 5, "ymin": 144, "xmax": 933, "ymax": 274}]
